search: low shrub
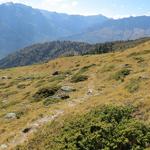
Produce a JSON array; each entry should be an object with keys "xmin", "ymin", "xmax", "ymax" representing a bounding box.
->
[
  {"xmin": 113, "ymin": 68, "xmax": 131, "ymax": 81},
  {"xmin": 16, "ymin": 111, "xmax": 24, "ymax": 119},
  {"xmin": 32, "ymin": 86, "xmax": 60, "ymax": 101},
  {"xmin": 55, "ymin": 105, "xmax": 150, "ymax": 150}
]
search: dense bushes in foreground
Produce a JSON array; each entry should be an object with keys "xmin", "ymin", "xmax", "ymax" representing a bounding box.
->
[
  {"xmin": 56, "ymin": 105, "xmax": 150, "ymax": 150},
  {"xmin": 16, "ymin": 105, "xmax": 150, "ymax": 150}
]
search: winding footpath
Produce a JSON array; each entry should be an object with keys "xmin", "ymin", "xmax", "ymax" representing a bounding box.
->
[{"xmin": 1, "ymin": 73, "xmax": 99, "ymax": 150}]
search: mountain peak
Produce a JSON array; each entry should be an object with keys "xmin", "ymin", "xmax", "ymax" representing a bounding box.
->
[
  {"xmin": 2, "ymin": 2, "xmax": 14, "ymax": 6},
  {"xmin": 1, "ymin": 2, "xmax": 32, "ymax": 9}
]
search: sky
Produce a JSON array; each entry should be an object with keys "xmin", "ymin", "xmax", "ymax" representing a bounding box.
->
[{"xmin": 0, "ymin": 0, "xmax": 150, "ymax": 18}]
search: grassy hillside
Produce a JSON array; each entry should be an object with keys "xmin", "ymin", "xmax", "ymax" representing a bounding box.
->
[
  {"xmin": 0, "ymin": 37, "xmax": 150, "ymax": 69},
  {"xmin": 1, "ymin": 40, "xmax": 150, "ymax": 149}
]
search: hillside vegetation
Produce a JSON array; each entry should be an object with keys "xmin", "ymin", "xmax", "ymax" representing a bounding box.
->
[
  {"xmin": 0, "ymin": 37, "xmax": 150, "ymax": 69},
  {"xmin": 1, "ymin": 40, "xmax": 150, "ymax": 149}
]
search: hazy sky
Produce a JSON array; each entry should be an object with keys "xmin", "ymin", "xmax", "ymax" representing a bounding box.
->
[{"xmin": 0, "ymin": 0, "xmax": 150, "ymax": 18}]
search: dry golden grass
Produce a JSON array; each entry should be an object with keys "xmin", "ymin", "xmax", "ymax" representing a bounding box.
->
[{"xmin": 0, "ymin": 40, "xmax": 150, "ymax": 149}]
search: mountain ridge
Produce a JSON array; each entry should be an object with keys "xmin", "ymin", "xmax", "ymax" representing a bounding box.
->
[
  {"xmin": 0, "ymin": 2, "xmax": 150, "ymax": 59},
  {"xmin": 0, "ymin": 37, "xmax": 150, "ymax": 69},
  {"xmin": 0, "ymin": 2, "xmax": 108, "ymax": 59},
  {"xmin": 62, "ymin": 16, "xmax": 150, "ymax": 43}
]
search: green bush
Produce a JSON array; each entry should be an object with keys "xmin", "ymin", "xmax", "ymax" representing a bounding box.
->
[
  {"xmin": 56, "ymin": 105, "xmax": 150, "ymax": 150},
  {"xmin": 113, "ymin": 69, "xmax": 131, "ymax": 81},
  {"xmin": 32, "ymin": 86, "xmax": 60, "ymax": 101},
  {"xmin": 16, "ymin": 111, "xmax": 24, "ymax": 119}
]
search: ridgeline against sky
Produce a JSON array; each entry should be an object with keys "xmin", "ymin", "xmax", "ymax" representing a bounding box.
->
[{"xmin": 0, "ymin": 0, "xmax": 149, "ymax": 18}]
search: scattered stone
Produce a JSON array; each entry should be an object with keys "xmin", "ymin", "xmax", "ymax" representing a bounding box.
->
[
  {"xmin": 139, "ymin": 75, "xmax": 150, "ymax": 80},
  {"xmin": 52, "ymin": 71, "xmax": 61, "ymax": 76},
  {"xmin": 87, "ymin": 89, "xmax": 93, "ymax": 95},
  {"xmin": 58, "ymin": 93, "xmax": 70, "ymax": 99},
  {"xmin": 5, "ymin": 113, "xmax": 17, "ymax": 119},
  {"xmin": 122, "ymin": 64, "xmax": 132, "ymax": 68},
  {"xmin": 61, "ymin": 86, "xmax": 76, "ymax": 92},
  {"xmin": 61, "ymin": 95, "xmax": 70, "ymax": 99},
  {"xmin": 65, "ymin": 74, "xmax": 69, "ymax": 77},
  {"xmin": 2, "ymin": 99, "xmax": 7, "ymax": 103},
  {"xmin": 22, "ymin": 127, "xmax": 32, "ymax": 133},
  {"xmin": 0, "ymin": 76, "xmax": 11, "ymax": 80},
  {"xmin": 0, "ymin": 144, "xmax": 8, "ymax": 149},
  {"xmin": 51, "ymin": 95, "xmax": 61, "ymax": 99}
]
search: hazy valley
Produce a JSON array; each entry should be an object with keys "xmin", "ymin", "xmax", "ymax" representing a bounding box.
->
[{"xmin": 0, "ymin": 2, "xmax": 150, "ymax": 59}]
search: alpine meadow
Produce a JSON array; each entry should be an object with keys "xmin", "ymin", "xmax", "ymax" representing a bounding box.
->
[{"xmin": 0, "ymin": 0, "xmax": 150, "ymax": 150}]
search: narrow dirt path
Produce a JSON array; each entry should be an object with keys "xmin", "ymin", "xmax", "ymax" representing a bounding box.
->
[
  {"xmin": 6, "ymin": 110, "xmax": 64, "ymax": 150},
  {"xmin": 67, "ymin": 73, "xmax": 99, "ymax": 107},
  {"xmin": 2, "ymin": 73, "xmax": 99, "ymax": 150}
]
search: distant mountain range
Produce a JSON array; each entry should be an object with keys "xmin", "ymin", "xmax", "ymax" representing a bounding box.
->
[
  {"xmin": 0, "ymin": 38, "xmax": 149, "ymax": 69},
  {"xmin": 64, "ymin": 16, "xmax": 150, "ymax": 43},
  {"xmin": 0, "ymin": 2, "xmax": 107, "ymax": 59},
  {"xmin": 0, "ymin": 2, "xmax": 150, "ymax": 59}
]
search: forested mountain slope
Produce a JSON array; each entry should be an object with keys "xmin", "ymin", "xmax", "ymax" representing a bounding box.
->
[
  {"xmin": 0, "ymin": 2, "xmax": 107, "ymax": 58},
  {"xmin": 0, "ymin": 38, "xmax": 149, "ymax": 69}
]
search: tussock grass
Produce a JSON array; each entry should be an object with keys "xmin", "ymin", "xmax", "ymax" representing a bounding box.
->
[{"xmin": 1, "ymin": 41, "xmax": 150, "ymax": 148}]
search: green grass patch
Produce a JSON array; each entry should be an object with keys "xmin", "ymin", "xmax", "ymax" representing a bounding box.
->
[
  {"xmin": 79, "ymin": 64, "xmax": 96, "ymax": 73},
  {"xmin": 101, "ymin": 64, "xmax": 115, "ymax": 72},
  {"xmin": 113, "ymin": 68, "xmax": 131, "ymax": 81},
  {"xmin": 43, "ymin": 97, "xmax": 62, "ymax": 106},
  {"xmin": 125, "ymin": 78, "xmax": 140, "ymax": 93},
  {"xmin": 48, "ymin": 75, "xmax": 66, "ymax": 82},
  {"xmin": 71, "ymin": 74, "xmax": 88, "ymax": 83},
  {"xmin": 71, "ymin": 65, "xmax": 93, "ymax": 83},
  {"xmin": 127, "ymin": 50, "xmax": 150, "ymax": 58}
]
